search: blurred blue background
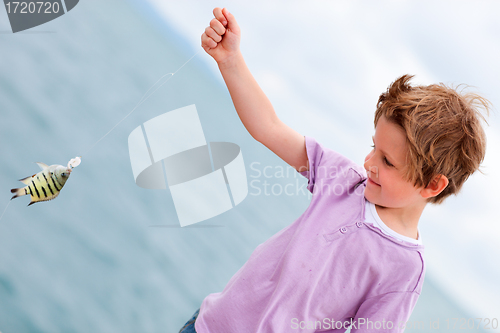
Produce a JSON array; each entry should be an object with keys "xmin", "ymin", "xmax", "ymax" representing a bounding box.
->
[{"xmin": 0, "ymin": 0, "xmax": 498, "ymax": 332}]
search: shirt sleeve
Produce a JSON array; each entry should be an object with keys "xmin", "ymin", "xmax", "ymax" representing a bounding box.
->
[
  {"xmin": 298, "ymin": 136, "xmax": 366, "ymax": 194},
  {"xmin": 350, "ymin": 291, "xmax": 421, "ymax": 332}
]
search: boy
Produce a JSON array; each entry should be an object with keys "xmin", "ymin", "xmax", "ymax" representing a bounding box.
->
[{"xmin": 180, "ymin": 7, "xmax": 489, "ymax": 333}]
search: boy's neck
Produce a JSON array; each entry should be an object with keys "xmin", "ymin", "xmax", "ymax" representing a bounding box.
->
[{"xmin": 374, "ymin": 204, "xmax": 425, "ymax": 240}]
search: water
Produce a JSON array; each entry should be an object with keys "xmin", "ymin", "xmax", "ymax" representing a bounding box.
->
[
  {"xmin": 0, "ymin": 0, "xmax": 490, "ymax": 332},
  {"xmin": 0, "ymin": 1, "xmax": 313, "ymax": 331}
]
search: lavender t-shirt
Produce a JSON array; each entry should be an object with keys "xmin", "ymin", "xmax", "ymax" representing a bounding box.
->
[{"xmin": 195, "ymin": 136, "xmax": 425, "ymax": 332}]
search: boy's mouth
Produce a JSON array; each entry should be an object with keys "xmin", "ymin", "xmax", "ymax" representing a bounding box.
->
[{"xmin": 368, "ymin": 177, "xmax": 381, "ymax": 186}]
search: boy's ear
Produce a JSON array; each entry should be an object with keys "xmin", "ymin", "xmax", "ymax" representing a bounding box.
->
[{"xmin": 421, "ymin": 174, "xmax": 449, "ymax": 199}]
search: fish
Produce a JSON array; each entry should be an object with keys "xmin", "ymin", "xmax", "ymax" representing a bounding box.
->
[{"xmin": 10, "ymin": 157, "xmax": 81, "ymax": 206}]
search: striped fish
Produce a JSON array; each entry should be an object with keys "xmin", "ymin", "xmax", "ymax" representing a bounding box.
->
[{"xmin": 10, "ymin": 162, "xmax": 72, "ymax": 206}]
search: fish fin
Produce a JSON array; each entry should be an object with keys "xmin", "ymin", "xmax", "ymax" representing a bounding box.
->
[
  {"xmin": 19, "ymin": 174, "xmax": 35, "ymax": 185},
  {"xmin": 36, "ymin": 162, "xmax": 49, "ymax": 170},
  {"xmin": 10, "ymin": 187, "xmax": 27, "ymax": 200},
  {"xmin": 27, "ymin": 192, "xmax": 60, "ymax": 206}
]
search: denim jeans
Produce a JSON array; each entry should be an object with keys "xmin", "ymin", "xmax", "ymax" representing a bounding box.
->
[{"xmin": 178, "ymin": 309, "xmax": 200, "ymax": 333}]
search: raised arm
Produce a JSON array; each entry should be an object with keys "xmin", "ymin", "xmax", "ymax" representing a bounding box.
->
[{"xmin": 201, "ymin": 7, "xmax": 309, "ymax": 173}]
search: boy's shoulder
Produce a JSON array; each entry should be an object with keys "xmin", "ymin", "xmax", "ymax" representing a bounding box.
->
[{"xmin": 302, "ymin": 135, "xmax": 366, "ymax": 182}]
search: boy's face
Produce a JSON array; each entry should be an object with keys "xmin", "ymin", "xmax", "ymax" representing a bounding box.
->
[{"xmin": 363, "ymin": 115, "xmax": 425, "ymax": 209}]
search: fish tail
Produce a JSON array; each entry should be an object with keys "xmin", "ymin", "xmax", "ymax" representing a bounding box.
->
[{"xmin": 10, "ymin": 187, "xmax": 27, "ymax": 200}]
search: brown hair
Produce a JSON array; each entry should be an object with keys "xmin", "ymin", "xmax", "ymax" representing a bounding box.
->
[{"xmin": 374, "ymin": 74, "xmax": 490, "ymax": 204}]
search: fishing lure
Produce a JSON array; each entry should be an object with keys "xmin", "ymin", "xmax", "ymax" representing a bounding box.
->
[{"xmin": 10, "ymin": 157, "xmax": 81, "ymax": 206}]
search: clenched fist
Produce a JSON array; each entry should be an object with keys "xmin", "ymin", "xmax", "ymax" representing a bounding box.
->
[{"xmin": 201, "ymin": 7, "xmax": 241, "ymax": 65}]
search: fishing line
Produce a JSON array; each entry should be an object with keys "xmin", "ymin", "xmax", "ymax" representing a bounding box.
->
[
  {"xmin": 81, "ymin": 49, "xmax": 202, "ymax": 157},
  {"xmin": 0, "ymin": 201, "xmax": 11, "ymax": 222},
  {"xmin": 1, "ymin": 49, "xmax": 202, "ymax": 224}
]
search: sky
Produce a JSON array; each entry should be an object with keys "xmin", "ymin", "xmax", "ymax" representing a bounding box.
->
[{"xmin": 145, "ymin": 0, "xmax": 500, "ymax": 318}]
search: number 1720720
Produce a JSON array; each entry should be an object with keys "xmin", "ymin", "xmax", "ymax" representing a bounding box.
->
[{"xmin": 5, "ymin": 2, "xmax": 60, "ymax": 14}]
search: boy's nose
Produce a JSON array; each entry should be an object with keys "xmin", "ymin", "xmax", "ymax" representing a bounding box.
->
[
  {"xmin": 364, "ymin": 149, "xmax": 375, "ymax": 163},
  {"xmin": 363, "ymin": 153, "xmax": 373, "ymax": 171},
  {"xmin": 363, "ymin": 157, "xmax": 379, "ymax": 178},
  {"xmin": 367, "ymin": 165, "xmax": 379, "ymax": 178}
]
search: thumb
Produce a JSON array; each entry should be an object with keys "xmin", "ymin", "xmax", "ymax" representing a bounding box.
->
[{"xmin": 222, "ymin": 8, "xmax": 240, "ymax": 34}]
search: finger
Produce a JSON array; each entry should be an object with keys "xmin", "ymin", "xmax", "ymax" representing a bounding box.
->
[
  {"xmin": 210, "ymin": 18, "xmax": 226, "ymax": 36},
  {"xmin": 201, "ymin": 33, "xmax": 217, "ymax": 49},
  {"xmin": 202, "ymin": 35, "xmax": 217, "ymax": 49},
  {"xmin": 213, "ymin": 7, "xmax": 227, "ymax": 26},
  {"xmin": 201, "ymin": 42, "xmax": 211, "ymax": 54},
  {"xmin": 205, "ymin": 26, "xmax": 222, "ymax": 43},
  {"xmin": 222, "ymin": 8, "xmax": 239, "ymax": 34}
]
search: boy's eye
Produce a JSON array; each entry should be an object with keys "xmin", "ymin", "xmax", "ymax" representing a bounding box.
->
[{"xmin": 371, "ymin": 143, "xmax": 394, "ymax": 167}]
